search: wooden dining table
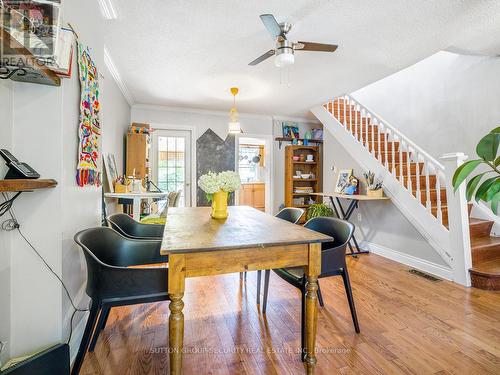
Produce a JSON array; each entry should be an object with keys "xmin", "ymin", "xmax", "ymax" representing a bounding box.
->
[{"xmin": 160, "ymin": 206, "xmax": 332, "ymax": 374}]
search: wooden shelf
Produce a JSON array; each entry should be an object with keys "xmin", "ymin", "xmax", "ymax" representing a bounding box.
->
[
  {"xmin": 275, "ymin": 138, "xmax": 322, "ymax": 149},
  {"xmin": 292, "ymin": 179, "xmax": 318, "ymax": 182},
  {"xmin": 0, "ymin": 179, "xmax": 58, "ymax": 192},
  {"xmin": 0, "ymin": 27, "xmax": 61, "ymax": 86},
  {"xmin": 292, "ymin": 161, "xmax": 317, "ymax": 165}
]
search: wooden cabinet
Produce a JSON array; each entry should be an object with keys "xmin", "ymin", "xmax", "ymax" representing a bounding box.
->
[
  {"xmin": 126, "ymin": 133, "xmax": 150, "ymax": 180},
  {"xmin": 285, "ymin": 145, "xmax": 322, "ymax": 223},
  {"xmin": 239, "ymin": 183, "xmax": 265, "ymax": 211}
]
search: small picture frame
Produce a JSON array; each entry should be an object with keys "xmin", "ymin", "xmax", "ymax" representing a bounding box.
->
[
  {"xmin": 282, "ymin": 122, "xmax": 299, "ymax": 139},
  {"xmin": 335, "ymin": 169, "xmax": 353, "ymax": 193}
]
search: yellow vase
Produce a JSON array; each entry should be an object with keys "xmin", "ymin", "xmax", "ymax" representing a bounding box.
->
[{"xmin": 211, "ymin": 190, "xmax": 229, "ymax": 219}]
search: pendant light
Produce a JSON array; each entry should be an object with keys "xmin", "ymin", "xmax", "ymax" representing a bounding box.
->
[{"xmin": 228, "ymin": 87, "xmax": 242, "ymax": 134}]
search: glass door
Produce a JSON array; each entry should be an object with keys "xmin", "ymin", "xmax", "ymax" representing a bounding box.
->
[{"xmin": 153, "ymin": 130, "xmax": 192, "ymax": 206}]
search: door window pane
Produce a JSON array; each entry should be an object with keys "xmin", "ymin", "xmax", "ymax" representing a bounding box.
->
[{"xmin": 158, "ymin": 136, "xmax": 186, "ymax": 206}]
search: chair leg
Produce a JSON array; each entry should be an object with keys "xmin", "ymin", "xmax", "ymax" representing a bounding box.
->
[
  {"xmin": 256, "ymin": 270, "xmax": 262, "ymax": 305},
  {"xmin": 342, "ymin": 269, "xmax": 360, "ymax": 333},
  {"xmin": 300, "ymin": 287, "xmax": 306, "ymax": 362},
  {"xmin": 71, "ymin": 301, "xmax": 100, "ymax": 375},
  {"xmin": 240, "ymin": 272, "xmax": 243, "ymax": 280},
  {"xmin": 89, "ymin": 306, "xmax": 110, "ymax": 352},
  {"xmin": 262, "ymin": 270, "xmax": 270, "ymax": 314},
  {"xmin": 244, "ymin": 271, "xmax": 247, "ymax": 281},
  {"xmin": 317, "ymin": 281, "xmax": 325, "ymax": 308},
  {"xmin": 101, "ymin": 307, "xmax": 111, "ymax": 331}
]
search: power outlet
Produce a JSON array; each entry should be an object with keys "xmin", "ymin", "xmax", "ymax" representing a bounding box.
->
[{"xmin": 357, "ymin": 213, "xmax": 362, "ymax": 221}]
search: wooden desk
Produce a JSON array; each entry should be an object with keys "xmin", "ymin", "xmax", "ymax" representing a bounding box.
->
[
  {"xmin": 311, "ymin": 192, "xmax": 389, "ymax": 255},
  {"xmin": 104, "ymin": 191, "xmax": 168, "ymax": 221},
  {"xmin": 160, "ymin": 206, "xmax": 332, "ymax": 374}
]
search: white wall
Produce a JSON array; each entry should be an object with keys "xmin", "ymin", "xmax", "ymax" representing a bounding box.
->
[
  {"xmin": 0, "ymin": 0, "xmax": 131, "ymax": 363},
  {"xmin": 352, "ymin": 51, "xmax": 500, "ymax": 160},
  {"xmin": 131, "ymin": 106, "xmax": 320, "ymax": 213}
]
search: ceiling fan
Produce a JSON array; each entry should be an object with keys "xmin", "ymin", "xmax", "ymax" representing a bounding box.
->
[{"xmin": 249, "ymin": 14, "xmax": 338, "ymax": 68}]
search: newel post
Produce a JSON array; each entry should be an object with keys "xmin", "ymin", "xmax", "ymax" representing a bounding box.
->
[{"xmin": 441, "ymin": 153, "xmax": 472, "ymax": 287}]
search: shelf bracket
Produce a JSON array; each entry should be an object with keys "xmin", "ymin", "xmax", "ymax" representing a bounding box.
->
[{"xmin": 0, "ymin": 66, "xmax": 27, "ymax": 80}]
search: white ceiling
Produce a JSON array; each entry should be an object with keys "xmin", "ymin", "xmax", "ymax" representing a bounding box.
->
[{"xmin": 104, "ymin": 0, "xmax": 500, "ymax": 118}]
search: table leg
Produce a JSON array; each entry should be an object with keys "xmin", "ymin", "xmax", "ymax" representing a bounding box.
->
[
  {"xmin": 304, "ymin": 243, "xmax": 321, "ymax": 374},
  {"xmin": 168, "ymin": 254, "xmax": 186, "ymax": 374},
  {"xmin": 132, "ymin": 197, "xmax": 141, "ymax": 221}
]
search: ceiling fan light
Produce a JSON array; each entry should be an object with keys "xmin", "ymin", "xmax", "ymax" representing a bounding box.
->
[{"xmin": 275, "ymin": 52, "xmax": 294, "ymax": 68}]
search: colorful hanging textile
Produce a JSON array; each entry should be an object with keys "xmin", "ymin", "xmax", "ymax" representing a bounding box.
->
[{"xmin": 76, "ymin": 42, "xmax": 101, "ymax": 187}]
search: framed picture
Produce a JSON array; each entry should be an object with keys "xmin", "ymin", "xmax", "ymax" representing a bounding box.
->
[
  {"xmin": 335, "ymin": 169, "xmax": 353, "ymax": 193},
  {"xmin": 103, "ymin": 153, "xmax": 118, "ymax": 192},
  {"xmin": 282, "ymin": 122, "xmax": 299, "ymax": 139}
]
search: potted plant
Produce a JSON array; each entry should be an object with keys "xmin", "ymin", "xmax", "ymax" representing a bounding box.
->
[
  {"xmin": 452, "ymin": 127, "xmax": 500, "ymax": 214},
  {"xmin": 363, "ymin": 171, "xmax": 383, "ymax": 197},
  {"xmin": 306, "ymin": 203, "xmax": 334, "ymax": 221},
  {"xmin": 198, "ymin": 171, "xmax": 241, "ymax": 219}
]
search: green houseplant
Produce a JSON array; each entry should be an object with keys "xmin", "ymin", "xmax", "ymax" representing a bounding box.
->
[
  {"xmin": 452, "ymin": 127, "xmax": 500, "ymax": 214},
  {"xmin": 306, "ymin": 203, "xmax": 334, "ymax": 220}
]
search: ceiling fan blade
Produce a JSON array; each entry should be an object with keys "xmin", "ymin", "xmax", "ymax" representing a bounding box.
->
[
  {"xmin": 248, "ymin": 49, "xmax": 275, "ymax": 66},
  {"xmin": 294, "ymin": 41, "xmax": 338, "ymax": 52},
  {"xmin": 260, "ymin": 14, "xmax": 285, "ymax": 39}
]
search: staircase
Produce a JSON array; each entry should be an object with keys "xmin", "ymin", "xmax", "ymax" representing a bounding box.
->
[
  {"xmin": 468, "ymin": 204, "xmax": 500, "ymax": 290},
  {"xmin": 312, "ymin": 95, "xmax": 500, "ymax": 290}
]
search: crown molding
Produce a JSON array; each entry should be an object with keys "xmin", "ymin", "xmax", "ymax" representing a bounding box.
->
[
  {"xmin": 97, "ymin": 0, "xmax": 118, "ymax": 20},
  {"xmin": 104, "ymin": 47, "xmax": 134, "ymax": 106},
  {"xmin": 132, "ymin": 103, "xmax": 320, "ymax": 124}
]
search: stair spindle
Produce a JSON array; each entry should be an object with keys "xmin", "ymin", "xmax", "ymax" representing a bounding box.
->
[
  {"xmin": 415, "ymin": 151, "xmax": 421, "ymax": 204},
  {"xmin": 349, "ymin": 96, "xmax": 353, "ymax": 133},
  {"xmin": 436, "ymin": 168, "xmax": 443, "ymax": 225},
  {"xmin": 391, "ymin": 130, "xmax": 396, "ymax": 176},
  {"xmin": 343, "ymin": 95, "xmax": 347, "ymax": 128},
  {"xmin": 383, "ymin": 122, "xmax": 388, "ymax": 168},
  {"xmin": 354, "ymin": 102, "xmax": 358, "ymax": 142},
  {"xmin": 406, "ymin": 146, "xmax": 412, "ymax": 194},
  {"xmin": 370, "ymin": 114, "xmax": 375, "ymax": 157},
  {"xmin": 424, "ymin": 160, "xmax": 431, "ymax": 211}
]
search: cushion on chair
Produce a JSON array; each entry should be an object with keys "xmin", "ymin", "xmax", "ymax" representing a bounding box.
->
[{"xmin": 273, "ymin": 267, "xmax": 305, "ymax": 288}]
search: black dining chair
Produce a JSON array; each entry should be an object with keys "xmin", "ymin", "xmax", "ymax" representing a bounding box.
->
[
  {"xmin": 252, "ymin": 207, "xmax": 304, "ymax": 305},
  {"xmin": 262, "ymin": 216, "xmax": 360, "ymax": 360},
  {"xmin": 72, "ymin": 227, "xmax": 169, "ymax": 375},
  {"xmin": 107, "ymin": 213, "xmax": 164, "ymax": 240}
]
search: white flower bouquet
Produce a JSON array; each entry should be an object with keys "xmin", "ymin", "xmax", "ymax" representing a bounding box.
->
[{"xmin": 198, "ymin": 170, "xmax": 241, "ymax": 200}]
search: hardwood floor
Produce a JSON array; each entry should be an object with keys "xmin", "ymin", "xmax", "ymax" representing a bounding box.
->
[{"xmin": 80, "ymin": 254, "xmax": 500, "ymax": 374}]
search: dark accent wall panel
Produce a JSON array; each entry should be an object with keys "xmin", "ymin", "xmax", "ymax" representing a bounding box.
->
[{"xmin": 196, "ymin": 129, "xmax": 236, "ymax": 206}]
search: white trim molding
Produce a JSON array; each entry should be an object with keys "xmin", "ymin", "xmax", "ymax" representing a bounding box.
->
[
  {"xmin": 97, "ymin": 0, "xmax": 118, "ymax": 20},
  {"xmin": 361, "ymin": 241, "xmax": 453, "ymax": 281},
  {"xmin": 104, "ymin": 46, "xmax": 134, "ymax": 106}
]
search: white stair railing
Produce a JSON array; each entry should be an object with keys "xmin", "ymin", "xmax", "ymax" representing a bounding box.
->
[
  {"xmin": 318, "ymin": 95, "xmax": 472, "ymax": 286},
  {"xmin": 327, "ymin": 95, "xmax": 447, "ymax": 228}
]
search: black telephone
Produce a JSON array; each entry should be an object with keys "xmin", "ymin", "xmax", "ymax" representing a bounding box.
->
[{"xmin": 0, "ymin": 149, "xmax": 40, "ymax": 179}]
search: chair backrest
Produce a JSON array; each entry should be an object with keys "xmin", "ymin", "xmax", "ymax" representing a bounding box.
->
[
  {"xmin": 275, "ymin": 207, "xmax": 304, "ymax": 224},
  {"xmin": 107, "ymin": 213, "xmax": 164, "ymax": 239},
  {"xmin": 74, "ymin": 227, "xmax": 165, "ymax": 301},
  {"xmin": 167, "ymin": 190, "xmax": 182, "ymax": 207},
  {"xmin": 304, "ymin": 216, "xmax": 355, "ymax": 276}
]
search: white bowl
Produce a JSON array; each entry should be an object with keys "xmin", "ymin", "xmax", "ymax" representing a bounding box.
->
[{"xmin": 301, "ymin": 174, "xmax": 311, "ymax": 179}]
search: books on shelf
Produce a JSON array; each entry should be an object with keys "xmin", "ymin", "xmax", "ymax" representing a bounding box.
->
[{"xmin": 294, "ymin": 186, "xmax": 314, "ymax": 194}]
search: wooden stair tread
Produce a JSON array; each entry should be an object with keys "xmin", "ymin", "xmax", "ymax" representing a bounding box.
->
[
  {"xmin": 470, "ymin": 235, "xmax": 500, "ymax": 250},
  {"xmin": 470, "ymin": 258, "xmax": 500, "ymax": 276}
]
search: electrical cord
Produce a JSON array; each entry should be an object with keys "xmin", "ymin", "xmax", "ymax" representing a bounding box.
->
[{"xmin": 0, "ymin": 193, "xmax": 90, "ymax": 344}]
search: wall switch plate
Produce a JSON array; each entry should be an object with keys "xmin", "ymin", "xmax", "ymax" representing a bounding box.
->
[{"xmin": 357, "ymin": 213, "xmax": 362, "ymax": 221}]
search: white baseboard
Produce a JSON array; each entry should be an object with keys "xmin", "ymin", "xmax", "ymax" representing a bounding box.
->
[
  {"xmin": 361, "ymin": 241, "xmax": 453, "ymax": 281},
  {"xmin": 69, "ymin": 310, "xmax": 89, "ymax": 366}
]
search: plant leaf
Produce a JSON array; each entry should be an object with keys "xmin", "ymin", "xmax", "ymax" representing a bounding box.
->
[
  {"xmin": 491, "ymin": 191, "xmax": 500, "ymax": 215},
  {"xmin": 490, "ymin": 126, "xmax": 500, "ymax": 134},
  {"xmin": 484, "ymin": 179, "xmax": 500, "ymax": 201},
  {"xmin": 466, "ymin": 174, "xmax": 485, "ymax": 201},
  {"xmin": 474, "ymin": 177, "xmax": 497, "ymax": 202},
  {"xmin": 452, "ymin": 159, "xmax": 482, "ymax": 191},
  {"xmin": 476, "ymin": 133, "xmax": 500, "ymax": 161},
  {"xmin": 495, "ymin": 156, "xmax": 500, "ymax": 167}
]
